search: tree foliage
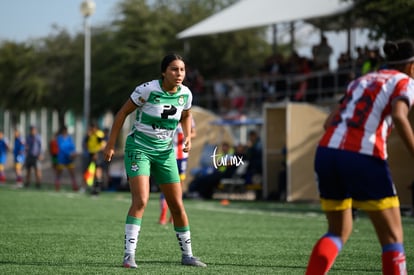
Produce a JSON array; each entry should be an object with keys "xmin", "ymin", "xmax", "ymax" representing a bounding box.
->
[
  {"xmin": 0, "ymin": 0, "xmax": 273, "ymax": 122},
  {"xmin": 348, "ymin": 0, "xmax": 414, "ymax": 40},
  {"xmin": 39, "ymin": 28, "xmax": 84, "ymax": 125},
  {"xmin": 9, "ymin": 0, "xmax": 414, "ymax": 123},
  {"xmin": 0, "ymin": 41, "xmax": 46, "ymax": 111}
]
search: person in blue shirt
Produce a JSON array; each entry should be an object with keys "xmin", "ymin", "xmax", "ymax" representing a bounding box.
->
[
  {"xmin": 24, "ymin": 125, "xmax": 43, "ymax": 188},
  {"xmin": 13, "ymin": 129, "xmax": 25, "ymax": 187},
  {"xmin": 55, "ymin": 126, "xmax": 78, "ymax": 192},
  {"xmin": 0, "ymin": 130, "xmax": 10, "ymax": 183}
]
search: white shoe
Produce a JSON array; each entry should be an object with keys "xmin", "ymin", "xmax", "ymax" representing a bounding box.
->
[
  {"xmin": 181, "ymin": 256, "xmax": 207, "ymax": 267},
  {"xmin": 123, "ymin": 253, "xmax": 137, "ymax": 268}
]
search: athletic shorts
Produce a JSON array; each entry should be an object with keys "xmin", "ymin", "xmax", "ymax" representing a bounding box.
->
[
  {"xmin": 177, "ymin": 158, "xmax": 188, "ymax": 181},
  {"xmin": 14, "ymin": 154, "xmax": 25, "ymax": 165},
  {"xmin": 0, "ymin": 154, "xmax": 6, "ymax": 165},
  {"xmin": 124, "ymin": 137, "xmax": 180, "ymax": 185},
  {"xmin": 58, "ymin": 153, "xmax": 75, "ymax": 166},
  {"xmin": 57, "ymin": 163, "xmax": 75, "ymax": 170},
  {"xmin": 25, "ymin": 155, "xmax": 41, "ymax": 170},
  {"xmin": 51, "ymin": 155, "xmax": 58, "ymax": 165},
  {"xmin": 315, "ymin": 146, "xmax": 399, "ymax": 211}
]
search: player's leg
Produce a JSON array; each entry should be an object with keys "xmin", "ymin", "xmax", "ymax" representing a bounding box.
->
[
  {"xmin": 306, "ymin": 204, "xmax": 352, "ymax": 275},
  {"xmin": 34, "ymin": 159, "xmax": 42, "ymax": 188},
  {"xmin": 24, "ymin": 158, "xmax": 32, "ymax": 187},
  {"xmin": 81, "ymin": 154, "xmax": 91, "ymax": 192},
  {"xmin": 123, "ymin": 175, "xmax": 150, "ymax": 268},
  {"xmin": 0, "ymin": 152, "xmax": 7, "ymax": 182},
  {"xmin": 91, "ymin": 166, "xmax": 102, "ymax": 195},
  {"xmin": 157, "ymin": 151, "xmax": 206, "ymax": 267},
  {"xmin": 353, "ymin": 155, "xmax": 407, "ymax": 275},
  {"xmin": 15, "ymin": 161, "xmax": 23, "ymax": 187},
  {"xmin": 122, "ymin": 148, "xmax": 151, "ymax": 268},
  {"xmin": 54, "ymin": 164, "xmax": 63, "ymax": 191},
  {"xmin": 167, "ymin": 158, "xmax": 188, "ymax": 224},
  {"xmin": 92, "ymin": 152, "xmax": 105, "ymax": 194},
  {"xmin": 306, "ymin": 147, "xmax": 351, "ymax": 274},
  {"xmin": 366, "ymin": 207, "xmax": 406, "ymax": 274},
  {"xmin": 51, "ymin": 155, "xmax": 58, "ymax": 177},
  {"xmin": 160, "ymin": 183, "xmax": 187, "ymax": 227},
  {"xmin": 159, "ymin": 192, "xmax": 168, "ymax": 225},
  {"xmin": 0, "ymin": 163, "xmax": 5, "ymax": 182},
  {"xmin": 67, "ymin": 163, "xmax": 78, "ymax": 191},
  {"xmin": 160, "ymin": 183, "xmax": 206, "ymax": 267}
]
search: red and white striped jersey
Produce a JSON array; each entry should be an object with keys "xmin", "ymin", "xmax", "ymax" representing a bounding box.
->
[{"xmin": 319, "ymin": 69, "xmax": 414, "ymax": 159}]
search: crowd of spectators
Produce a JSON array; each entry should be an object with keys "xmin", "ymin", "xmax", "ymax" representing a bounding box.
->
[{"xmin": 200, "ymin": 37, "xmax": 385, "ymax": 117}]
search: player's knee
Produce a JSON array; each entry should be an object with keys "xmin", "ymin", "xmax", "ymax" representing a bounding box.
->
[{"xmin": 131, "ymin": 198, "xmax": 148, "ymax": 210}]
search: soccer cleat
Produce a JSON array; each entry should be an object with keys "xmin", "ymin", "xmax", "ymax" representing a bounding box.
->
[
  {"xmin": 123, "ymin": 253, "xmax": 137, "ymax": 268},
  {"xmin": 181, "ymin": 256, "xmax": 207, "ymax": 267}
]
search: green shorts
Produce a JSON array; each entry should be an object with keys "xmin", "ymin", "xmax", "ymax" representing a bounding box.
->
[{"xmin": 124, "ymin": 142, "xmax": 180, "ymax": 185}]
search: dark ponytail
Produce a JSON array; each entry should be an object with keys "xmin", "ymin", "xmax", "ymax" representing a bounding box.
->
[{"xmin": 384, "ymin": 39, "xmax": 414, "ymax": 65}]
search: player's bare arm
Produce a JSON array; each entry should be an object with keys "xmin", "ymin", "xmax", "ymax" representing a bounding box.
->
[
  {"xmin": 104, "ymin": 98, "xmax": 137, "ymax": 162},
  {"xmin": 180, "ymin": 109, "xmax": 192, "ymax": 153},
  {"xmin": 392, "ymin": 99, "xmax": 414, "ymax": 157}
]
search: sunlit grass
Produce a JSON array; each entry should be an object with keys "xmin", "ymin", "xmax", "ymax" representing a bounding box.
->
[{"xmin": 0, "ymin": 184, "xmax": 413, "ymax": 274}]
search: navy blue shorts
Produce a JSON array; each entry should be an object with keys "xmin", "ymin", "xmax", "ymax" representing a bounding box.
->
[{"xmin": 315, "ymin": 146, "xmax": 399, "ymax": 211}]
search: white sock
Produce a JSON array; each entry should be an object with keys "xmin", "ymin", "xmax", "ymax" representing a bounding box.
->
[
  {"xmin": 125, "ymin": 224, "xmax": 140, "ymax": 255},
  {"xmin": 176, "ymin": 231, "xmax": 193, "ymax": 257}
]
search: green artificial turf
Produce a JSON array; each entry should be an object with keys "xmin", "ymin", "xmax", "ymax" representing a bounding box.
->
[{"xmin": 0, "ymin": 184, "xmax": 413, "ymax": 274}]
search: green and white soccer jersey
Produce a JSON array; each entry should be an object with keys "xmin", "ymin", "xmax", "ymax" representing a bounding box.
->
[{"xmin": 127, "ymin": 79, "xmax": 192, "ymax": 152}]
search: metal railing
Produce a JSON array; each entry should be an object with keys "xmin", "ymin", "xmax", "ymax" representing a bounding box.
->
[{"xmin": 194, "ymin": 69, "xmax": 354, "ymax": 114}]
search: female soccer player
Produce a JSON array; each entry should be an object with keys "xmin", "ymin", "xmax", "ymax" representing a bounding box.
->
[
  {"xmin": 103, "ymin": 53, "xmax": 206, "ymax": 268},
  {"xmin": 306, "ymin": 39, "xmax": 414, "ymax": 275}
]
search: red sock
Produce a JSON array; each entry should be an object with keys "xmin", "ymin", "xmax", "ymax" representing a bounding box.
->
[
  {"xmin": 382, "ymin": 245, "xmax": 406, "ymax": 275},
  {"xmin": 306, "ymin": 234, "xmax": 342, "ymax": 275}
]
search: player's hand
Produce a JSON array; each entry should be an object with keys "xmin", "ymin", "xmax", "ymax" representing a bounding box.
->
[
  {"xmin": 183, "ymin": 137, "xmax": 192, "ymax": 153},
  {"xmin": 104, "ymin": 147, "xmax": 115, "ymax": 162}
]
